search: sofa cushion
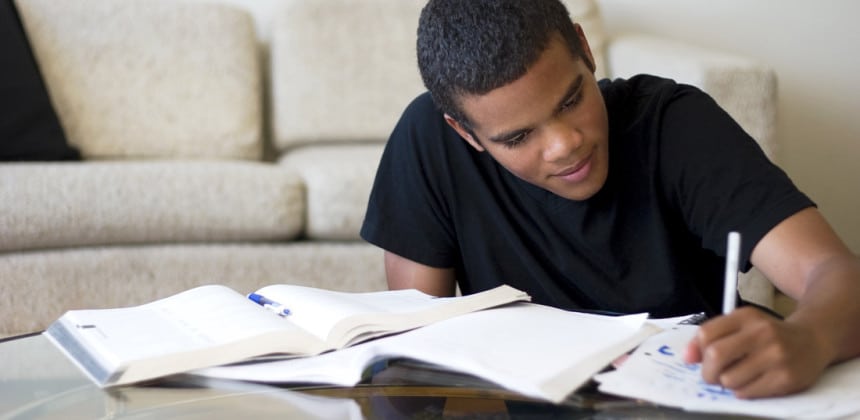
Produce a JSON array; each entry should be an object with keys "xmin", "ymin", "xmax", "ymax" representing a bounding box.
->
[
  {"xmin": 0, "ymin": 243, "xmax": 386, "ymax": 335},
  {"xmin": 279, "ymin": 144, "xmax": 385, "ymax": 240},
  {"xmin": 0, "ymin": 161, "xmax": 304, "ymax": 252},
  {"xmin": 0, "ymin": 0, "xmax": 79, "ymax": 161},
  {"xmin": 270, "ymin": 0, "xmax": 426, "ymax": 150},
  {"xmin": 14, "ymin": 0, "xmax": 262, "ymax": 160},
  {"xmin": 606, "ymin": 34, "xmax": 777, "ymax": 158}
]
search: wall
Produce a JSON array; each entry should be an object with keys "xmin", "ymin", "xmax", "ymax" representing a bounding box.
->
[{"xmin": 597, "ymin": 0, "xmax": 860, "ymax": 252}]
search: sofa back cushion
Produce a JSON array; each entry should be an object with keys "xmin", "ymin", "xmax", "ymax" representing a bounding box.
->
[
  {"xmin": 15, "ymin": 0, "xmax": 262, "ymax": 160},
  {"xmin": 270, "ymin": 0, "xmax": 607, "ymax": 151},
  {"xmin": 270, "ymin": 0, "xmax": 426, "ymax": 150},
  {"xmin": 0, "ymin": 0, "xmax": 80, "ymax": 161}
]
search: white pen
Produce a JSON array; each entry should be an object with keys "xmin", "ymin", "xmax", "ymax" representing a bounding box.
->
[{"xmin": 722, "ymin": 231, "xmax": 742, "ymax": 315}]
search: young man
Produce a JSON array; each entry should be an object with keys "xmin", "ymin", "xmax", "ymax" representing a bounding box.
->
[{"xmin": 361, "ymin": 0, "xmax": 860, "ymax": 399}]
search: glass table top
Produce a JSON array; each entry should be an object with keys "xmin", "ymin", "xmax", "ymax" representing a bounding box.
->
[{"xmin": 0, "ymin": 333, "xmax": 756, "ymax": 419}]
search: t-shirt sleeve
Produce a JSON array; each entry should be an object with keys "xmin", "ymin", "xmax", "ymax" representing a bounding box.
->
[
  {"xmin": 657, "ymin": 86, "xmax": 815, "ymax": 269},
  {"xmin": 360, "ymin": 93, "xmax": 459, "ymax": 268}
]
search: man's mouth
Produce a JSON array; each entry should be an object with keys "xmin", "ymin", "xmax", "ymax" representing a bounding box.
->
[{"xmin": 553, "ymin": 153, "xmax": 593, "ymax": 183}]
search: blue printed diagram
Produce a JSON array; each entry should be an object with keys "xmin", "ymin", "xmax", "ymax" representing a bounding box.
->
[
  {"xmin": 638, "ymin": 332, "xmax": 737, "ymax": 402},
  {"xmin": 650, "ymin": 343, "xmax": 737, "ymax": 401}
]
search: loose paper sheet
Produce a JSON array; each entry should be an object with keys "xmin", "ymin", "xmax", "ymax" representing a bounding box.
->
[{"xmin": 595, "ymin": 325, "xmax": 860, "ymax": 419}]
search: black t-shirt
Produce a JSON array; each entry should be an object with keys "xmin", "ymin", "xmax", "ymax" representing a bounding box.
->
[{"xmin": 361, "ymin": 75, "xmax": 813, "ymax": 317}]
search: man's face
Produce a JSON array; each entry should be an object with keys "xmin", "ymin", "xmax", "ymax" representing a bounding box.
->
[{"xmin": 446, "ymin": 31, "xmax": 610, "ymax": 201}]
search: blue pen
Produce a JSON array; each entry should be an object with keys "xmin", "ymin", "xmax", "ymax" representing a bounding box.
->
[{"xmin": 248, "ymin": 293, "xmax": 291, "ymax": 317}]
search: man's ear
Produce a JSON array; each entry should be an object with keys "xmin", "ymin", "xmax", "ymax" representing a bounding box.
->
[
  {"xmin": 443, "ymin": 114, "xmax": 485, "ymax": 152},
  {"xmin": 573, "ymin": 23, "xmax": 597, "ymax": 74}
]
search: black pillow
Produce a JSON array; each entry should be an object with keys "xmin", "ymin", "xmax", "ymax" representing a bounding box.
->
[{"xmin": 0, "ymin": 0, "xmax": 80, "ymax": 161}]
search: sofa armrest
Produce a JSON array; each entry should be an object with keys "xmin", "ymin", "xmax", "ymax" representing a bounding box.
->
[
  {"xmin": 607, "ymin": 34, "xmax": 780, "ymax": 309},
  {"xmin": 606, "ymin": 34, "xmax": 778, "ymax": 159}
]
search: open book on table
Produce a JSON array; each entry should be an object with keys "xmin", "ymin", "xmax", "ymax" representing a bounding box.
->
[
  {"xmin": 43, "ymin": 284, "xmax": 529, "ymax": 387},
  {"xmin": 193, "ymin": 302, "xmax": 661, "ymax": 403}
]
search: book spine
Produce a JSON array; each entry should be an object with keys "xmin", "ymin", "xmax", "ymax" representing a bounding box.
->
[{"xmin": 44, "ymin": 320, "xmax": 121, "ymax": 386}]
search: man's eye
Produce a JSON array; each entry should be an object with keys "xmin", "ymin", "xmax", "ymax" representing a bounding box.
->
[
  {"xmin": 561, "ymin": 91, "xmax": 583, "ymax": 111},
  {"xmin": 503, "ymin": 132, "xmax": 529, "ymax": 148}
]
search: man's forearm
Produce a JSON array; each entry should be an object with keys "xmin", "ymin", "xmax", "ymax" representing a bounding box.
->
[{"xmin": 787, "ymin": 254, "xmax": 860, "ymax": 363}]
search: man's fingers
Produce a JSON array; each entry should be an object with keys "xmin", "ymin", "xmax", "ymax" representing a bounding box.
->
[
  {"xmin": 715, "ymin": 340, "xmax": 778, "ymax": 391},
  {"xmin": 695, "ymin": 308, "xmax": 757, "ymax": 347},
  {"xmin": 684, "ymin": 310, "xmax": 749, "ymax": 366},
  {"xmin": 698, "ymin": 324, "xmax": 750, "ymax": 384},
  {"xmin": 730, "ymin": 366, "xmax": 809, "ymax": 399},
  {"xmin": 683, "ymin": 338, "xmax": 703, "ymax": 364},
  {"xmin": 694, "ymin": 307, "xmax": 780, "ymax": 385}
]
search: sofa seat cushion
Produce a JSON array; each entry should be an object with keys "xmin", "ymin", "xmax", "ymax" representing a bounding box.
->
[
  {"xmin": 0, "ymin": 242, "xmax": 386, "ymax": 335},
  {"xmin": 15, "ymin": 0, "xmax": 262, "ymax": 159},
  {"xmin": 279, "ymin": 144, "xmax": 384, "ymax": 240},
  {"xmin": 0, "ymin": 161, "xmax": 304, "ymax": 252}
]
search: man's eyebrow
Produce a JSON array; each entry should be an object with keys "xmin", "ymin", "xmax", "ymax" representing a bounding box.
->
[{"xmin": 486, "ymin": 74, "xmax": 585, "ymax": 144}]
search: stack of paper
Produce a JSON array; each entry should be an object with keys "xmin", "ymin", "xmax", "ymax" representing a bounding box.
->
[{"xmin": 595, "ymin": 325, "xmax": 860, "ymax": 419}]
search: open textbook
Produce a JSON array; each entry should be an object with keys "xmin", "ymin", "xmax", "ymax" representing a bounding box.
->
[
  {"xmin": 594, "ymin": 325, "xmax": 860, "ymax": 419},
  {"xmin": 194, "ymin": 303, "xmax": 661, "ymax": 403},
  {"xmin": 43, "ymin": 284, "xmax": 529, "ymax": 387}
]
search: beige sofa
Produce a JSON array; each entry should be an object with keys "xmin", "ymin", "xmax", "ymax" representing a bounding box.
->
[{"xmin": 0, "ymin": 0, "xmax": 778, "ymax": 335}]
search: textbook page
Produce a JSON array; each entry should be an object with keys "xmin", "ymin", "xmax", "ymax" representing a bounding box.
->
[
  {"xmin": 255, "ymin": 284, "xmax": 530, "ymax": 347},
  {"xmin": 594, "ymin": 325, "xmax": 860, "ymax": 419},
  {"xmin": 195, "ymin": 302, "xmax": 659, "ymax": 403}
]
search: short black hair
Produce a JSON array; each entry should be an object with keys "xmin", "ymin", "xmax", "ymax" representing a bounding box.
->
[{"xmin": 417, "ymin": 0, "xmax": 592, "ymax": 127}]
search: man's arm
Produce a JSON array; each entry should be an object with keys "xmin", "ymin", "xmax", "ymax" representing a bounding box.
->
[
  {"xmin": 384, "ymin": 251, "xmax": 457, "ymax": 297},
  {"xmin": 685, "ymin": 207, "xmax": 860, "ymax": 398}
]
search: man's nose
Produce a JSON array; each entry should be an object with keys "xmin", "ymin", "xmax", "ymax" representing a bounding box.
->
[{"xmin": 541, "ymin": 122, "xmax": 584, "ymax": 163}]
